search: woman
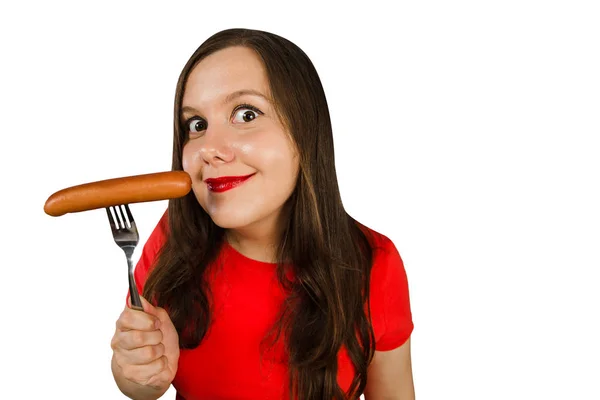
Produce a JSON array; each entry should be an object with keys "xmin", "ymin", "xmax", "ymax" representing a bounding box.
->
[{"xmin": 110, "ymin": 28, "xmax": 415, "ymax": 400}]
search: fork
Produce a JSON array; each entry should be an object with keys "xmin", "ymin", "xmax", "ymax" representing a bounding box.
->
[{"xmin": 106, "ymin": 204, "xmax": 143, "ymax": 311}]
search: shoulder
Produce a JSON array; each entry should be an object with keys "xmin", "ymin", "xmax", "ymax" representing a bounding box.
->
[
  {"xmin": 357, "ymin": 222, "xmax": 414, "ymax": 350},
  {"xmin": 356, "ymin": 222, "xmax": 404, "ymax": 282}
]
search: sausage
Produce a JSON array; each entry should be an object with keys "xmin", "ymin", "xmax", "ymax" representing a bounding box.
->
[{"xmin": 44, "ymin": 171, "xmax": 192, "ymax": 217}]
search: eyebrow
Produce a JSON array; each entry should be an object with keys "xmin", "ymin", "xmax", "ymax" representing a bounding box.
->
[{"xmin": 181, "ymin": 89, "xmax": 272, "ymax": 116}]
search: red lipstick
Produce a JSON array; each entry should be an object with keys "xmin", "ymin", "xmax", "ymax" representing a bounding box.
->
[{"xmin": 204, "ymin": 173, "xmax": 255, "ymax": 193}]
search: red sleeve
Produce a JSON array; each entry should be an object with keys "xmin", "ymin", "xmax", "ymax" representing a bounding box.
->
[
  {"xmin": 125, "ymin": 210, "xmax": 168, "ymax": 306},
  {"xmin": 369, "ymin": 234, "xmax": 414, "ymax": 351}
]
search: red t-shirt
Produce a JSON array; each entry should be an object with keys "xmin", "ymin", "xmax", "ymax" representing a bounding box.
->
[{"xmin": 128, "ymin": 212, "xmax": 413, "ymax": 399}]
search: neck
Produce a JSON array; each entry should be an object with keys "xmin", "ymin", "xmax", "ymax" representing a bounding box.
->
[{"xmin": 225, "ymin": 208, "xmax": 288, "ymax": 264}]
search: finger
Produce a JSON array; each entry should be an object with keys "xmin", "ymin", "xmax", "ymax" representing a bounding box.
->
[
  {"xmin": 140, "ymin": 297, "xmax": 171, "ymax": 330},
  {"xmin": 139, "ymin": 296, "xmax": 160, "ymax": 317},
  {"xmin": 116, "ymin": 308, "xmax": 160, "ymax": 332},
  {"xmin": 154, "ymin": 306, "xmax": 173, "ymax": 327},
  {"xmin": 114, "ymin": 329, "xmax": 163, "ymax": 351},
  {"xmin": 121, "ymin": 356, "xmax": 168, "ymax": 385},
  {"xmin": 144, "ymin": 365, "xmax": 174, "ymax": 390},
  {"xmin": 115, "ymin": 343, "xmax": 165, "ymax": 365}
]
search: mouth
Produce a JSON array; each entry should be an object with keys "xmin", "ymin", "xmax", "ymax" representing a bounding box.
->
[{"xmin": 204, "ymin": 173, "xmax": 255, "ymax": 193}]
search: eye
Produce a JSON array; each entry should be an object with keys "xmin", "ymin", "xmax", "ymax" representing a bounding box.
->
[
  {"xmin": 186, "ymin": 117, "xmax": 207, "ymax": 133},
  {"xmin": 232, "ymin": 104, "xmax": 263, "ymax": 124}
]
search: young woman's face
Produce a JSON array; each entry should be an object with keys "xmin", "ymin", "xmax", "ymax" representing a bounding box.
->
[{"xmin": 181, "ymin": 46, "xmax": 299, "ymax": 231}]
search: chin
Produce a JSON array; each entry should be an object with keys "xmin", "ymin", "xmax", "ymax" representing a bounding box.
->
[{"xmin": 205, "ymin": 208, "xmax": 259, "ymax": 229}]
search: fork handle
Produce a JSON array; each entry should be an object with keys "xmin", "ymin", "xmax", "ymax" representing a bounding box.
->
[
  {"xmin": 126, "ymin": 256, "xmax": 144, "ymax": 311},
  {"xmin": 129, "ymin": 275, "xmax": 144, "ymax": 311}
]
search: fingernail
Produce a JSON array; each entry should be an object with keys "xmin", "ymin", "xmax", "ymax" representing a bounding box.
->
[{"xmin": 155, "ymin": 320, "xmax": 161, "ymax": 329}]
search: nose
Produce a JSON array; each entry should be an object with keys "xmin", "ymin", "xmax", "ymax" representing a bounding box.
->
[{"xmin": 198, "ymin": 126, "xmax": 235, "ymax": 167}]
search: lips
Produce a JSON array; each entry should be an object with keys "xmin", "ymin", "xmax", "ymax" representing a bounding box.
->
[{"xmin": 204, "ymin": 173, "xmax": 255, "ymax": 193}]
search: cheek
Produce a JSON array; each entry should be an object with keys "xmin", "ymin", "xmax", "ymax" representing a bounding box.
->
[
  {"xmin": 266, "ymin": 138, "xmax": 298, "ymax": 179},
  {"xmin": 233, "ymin": 133, "xmax": 296, "ymax": 174},
  {"xmin": 182, "ymin": 142, "xmax": 203, "ymax": 173},
  {"xmin": 259, "ymin": 144, "xmax": 298, "ymax": 188}
]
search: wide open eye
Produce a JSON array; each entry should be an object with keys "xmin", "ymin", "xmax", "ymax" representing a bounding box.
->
[
  {"xmin": 187, "ymin": 117, "xmax": 207, "ymax": 133},
  {"xmin": 233, "ymin": 109, "xmax": 257, "ymax": 123},
  {"xmin": 232, "ymin": 104, "xmax": 263, "ymax": 124}
]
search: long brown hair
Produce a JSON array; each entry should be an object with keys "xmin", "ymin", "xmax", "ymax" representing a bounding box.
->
[{"xmin": 143, "ymin": 28, "xmax": 376, "ymax": 399}]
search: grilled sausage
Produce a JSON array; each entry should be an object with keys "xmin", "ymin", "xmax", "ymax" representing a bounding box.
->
[{"xmin": 44, "ymin": 171, "xmax": 192, "ymax": 216}]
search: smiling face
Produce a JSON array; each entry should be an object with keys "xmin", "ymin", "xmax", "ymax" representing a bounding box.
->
[{"xmin": 180, "ymin": 46, "xmax": 299, "ymax": 233}]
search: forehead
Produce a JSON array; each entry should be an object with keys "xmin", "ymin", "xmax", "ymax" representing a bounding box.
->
[{"xmin": 183, "ymin": 46, "xmax": 269, "ymax": 106}]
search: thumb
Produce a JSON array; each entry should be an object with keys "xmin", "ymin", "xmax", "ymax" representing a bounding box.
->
[{"xmin": 138, "ymin": 295, "xmax": 159, "ymax": 316}]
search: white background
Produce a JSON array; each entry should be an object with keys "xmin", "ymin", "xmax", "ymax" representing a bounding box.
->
[{"xmin": 1, "ymin": 0, "xmax": 599, "ymax": 399}]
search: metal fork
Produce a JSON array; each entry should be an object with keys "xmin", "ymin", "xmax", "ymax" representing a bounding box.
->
[{"xmin": 106, "ymin": 204, "xmax": 143, "ymax": 311}]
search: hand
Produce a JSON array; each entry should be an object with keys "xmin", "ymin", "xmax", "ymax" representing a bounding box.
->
[{"xmin": 111, "ymin": 296, "xmax": 180, "ymax": 391}]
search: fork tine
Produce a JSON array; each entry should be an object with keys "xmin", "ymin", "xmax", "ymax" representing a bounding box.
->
[
  {"xmin": 114, "ymin": 205, "xmax": 126, "ymax": 230},
  {"xmin": 123, "ymin": 204, "xmax": 135, "ymax": 230},
  {"xmin": 124, "ymin": 204, "xmax": 135, "ymax": 223},
  {"xmin": 106, "ymin": 206, "xmax": 117, "ymax": 230}
]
